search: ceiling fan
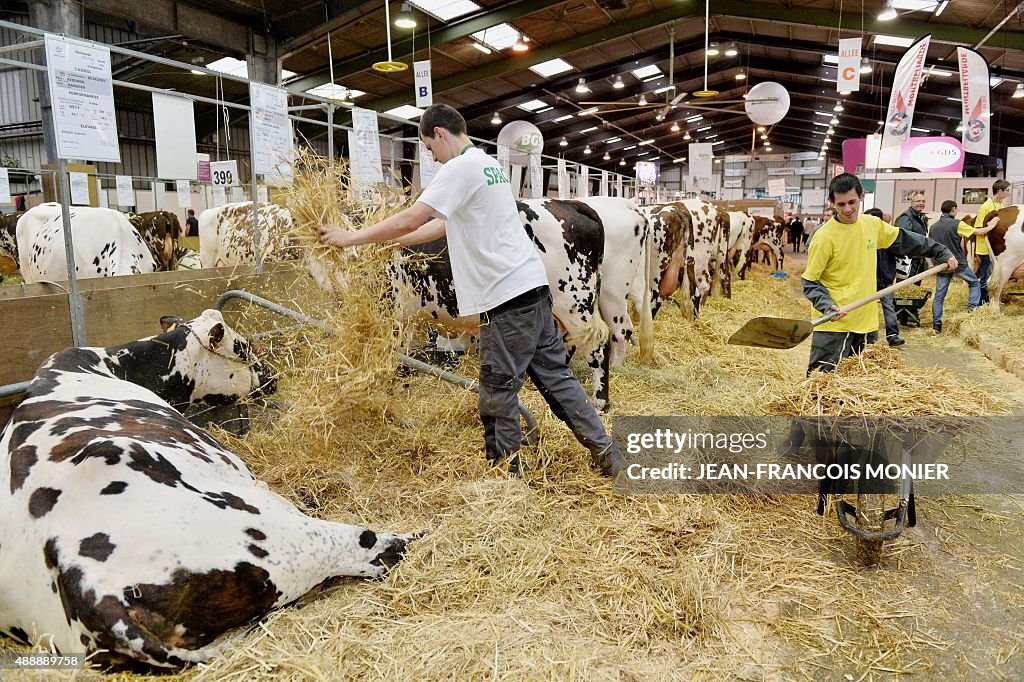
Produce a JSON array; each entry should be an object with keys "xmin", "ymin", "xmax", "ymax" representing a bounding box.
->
[{"xmin": 577, "ymin": 1, "xmax": 767, "ymax": 119}]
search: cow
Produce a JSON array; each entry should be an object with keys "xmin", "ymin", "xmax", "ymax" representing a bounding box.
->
[
  {"xmin": 0, "ymin": 211, "xmax": 20, "ymax": 278},
  {"xmin": 726, "ymin": 211, "xmax": 756, "ymax": 278},
  {"xmin": 0, "ymin": 309, "xmax": 417, "ymax": 670},
  {"xmin": 15, "ymin": 203, "xmax": 156, "ymax": 284},
  {"xmin": 981, "ymin": 205, "xmax": 1024, "ymax": 309},
  {"xmin": 174, "ymin": 247, "xmax": 203, "ymax": 270},
  {"xmin": 578, "ymin": 196, "xmax": 654, "ymax": 367},
  {"xmin": 388, "ymin": 199, "xmax": 616, "ymax": 408},
  {"xmin": 199, "ymin": 202, "xmax": 296, "ymax": 268},
  {"xmin": 126, "ymin": 211, "xmax": 182, "ymax": 271},
  {"xmin": 740, "ymin": 216, "xmax": 785, "ymax": 279},
  {"xmin": 655, "ymin": 200, "xmax": 730, "ymax": 319}
]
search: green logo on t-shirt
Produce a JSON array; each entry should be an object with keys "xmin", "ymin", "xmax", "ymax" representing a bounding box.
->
[
  {"xmin": 866, "ymin": 239, "xmax": 875, "ymax": 249},
  {"xmin": 484, "ymin": 166, "xmax": 510, "ymax": 186}
]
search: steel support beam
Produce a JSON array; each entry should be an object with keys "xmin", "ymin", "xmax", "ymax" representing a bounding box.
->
[{"xmin": 84, "ymin": 0, "xmax": 254, "ymax": 54}]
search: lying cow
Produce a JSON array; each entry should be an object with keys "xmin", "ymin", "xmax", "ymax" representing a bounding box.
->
[
  {"xmin": 0, "ymin": 310, "xmax": 417, "ymax": 670},
  {"xmin": 199, "ymin": 202, "xmax": 296, "ymax": 268},
  {"xmin": 126, "ymin": 211, "xmax": 182, "ymax": 271},
  {"xmin": 390, "ymin": 199, "xmax": 616, "ymax": 408},
  {"xmin": 16, "ymin": 203, "xmax": 156, "ymax": 284}
]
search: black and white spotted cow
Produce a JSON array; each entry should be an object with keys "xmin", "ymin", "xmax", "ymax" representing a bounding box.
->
[
  {"xmin": 126, "ymin": 211, "xmax": 183, "ymax": 271},
  {"xmin": 15, "ymin": 203, "xmax": 156, "ymax": 284},
  {"xmin": 740, "ymin": 215, "xmax": 785, "ymax": 278},
  {"xmin": 0, "ymin": 310, "xmax": 417, "ymax": 670},
  {"xmin": 198, "ymin": 202, "xmax": 296, "ymax": 268},
  {"xmin": 0, "ymin": 211, "xmax": 20, "ymax": 279},
  {"xmin": 389, "ymin": 198, "xmax": 615, "ymax": 408}
]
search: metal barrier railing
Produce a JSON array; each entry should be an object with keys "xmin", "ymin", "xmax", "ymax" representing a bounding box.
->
[{"xmin": 213, "ymin": 289, "xmax": 540, "ymax": 445}]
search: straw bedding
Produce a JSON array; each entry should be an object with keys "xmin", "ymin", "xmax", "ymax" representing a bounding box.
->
[{"xmin": 2, "ymin": 181, "xmax": 1018, "ymax": 678}]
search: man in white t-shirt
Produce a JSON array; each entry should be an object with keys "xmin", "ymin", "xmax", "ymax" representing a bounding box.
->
[{"xmin": 318, "ymin": 104, "xmax": 625, "ymax": 478}]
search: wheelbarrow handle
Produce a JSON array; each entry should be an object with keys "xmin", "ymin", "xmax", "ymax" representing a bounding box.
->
[{"xmin": 811, "ymin": 263, "xmax": 950, "ymax": 326}]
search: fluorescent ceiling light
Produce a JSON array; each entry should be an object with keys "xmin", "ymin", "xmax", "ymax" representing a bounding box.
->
[
  {"xmin": 935, "ymin": 0, "xmax": 949, "ymax": 15},
  {"xmin": 472, "ymin": 23, "xmax": 524, "ymax": 51},
  {"xmin": 637, "ymin": 151, "xmax": 649, "ymax": 156},
  {"xmin": 910, "ymin": 127, "xmax": 931, "ymax": 133},
  {"xmin": 409, "ymin": 0, "xmax": 480, "ymax": 21},
  {"xmin": 813, "ymin": 121, "xmax": 830, "ymax": 127},
  {"xmin": 705, "ymin": 134, "xmax": 719, "ymax": 138},
  {"xmin": 685, "ymin": 114, "xmax": 703, "ymax": 122},
  {"xmin": 712, "ymin": 140, "xmax": 725, "ymax": 145},
  {"xmin": 552, "ymin": 114, "xmax": 573, "ymax": 122},
  {"xmin": 946, "ymin": 96, "xmax": 961, "ymax": 102},
  {"xmin": 208, "ymin": 57, "xmax": 296, "ymax": 79},
  {"xmin": 530, "ymin": 58, "xmax": 573, "ymax": 77},
  {"xmin": 632, "ymin": 64, "xmax": 663, "ymax": 79},
  {"xmin": 517, "ymin": 99, "xmax": 548, "ymax": 111},
  {"xmin": 649, "ymin": 157, "xmax": 660, "ymax": 161},
  {"xmin": 534, "ymin": 106, "xmax": 553, "ymax": 113},
  {"xmin": 639, "ymin": 139, "xmax": 654, "ymax": 145},
  {"xmin": 990, "ymin": 77, "xmax": 1004, "ymax": 87},
  {"xmin": 654, "ymin": 85, "xmax": 674, "ymax": 94},
  {"xmin": 580, "ymin": 126, "xmax": 598, "ymax": 133},
  {"xmin": 304, "ymin": 84, "xmax": 365, "ymax": 99},
  {"xmin": 814, "ymin": 111, "xmax": 834, "ymax": 117},
  {"xmin": 384, "ymin": 104, "xmax": 425, "ymax": 119},
  {"xmin": 696, "ymin": 125, "xmax": 712, "ymax": 132},
  {"xmin": 643, "ymin": 75, "xmax": 662, "ymax": 83},
  {"xmin": 926, "ymin": 67, "xmax": 953, "ymax": 77},
  {"xmin": 471, "ymin": 42, "xmax": 491, "ymax": 54},
  {"xmin": 623, "ymin": 145, "xmax": 636, "ymax": 150},
  {"xmin": 605, "ymin": 137, "xmax": 621, "ymax": 143},
  {"xmin": 873, "ymin": 34, "xmax": 916, "ymax": 48},
  {"xmin": 822, "ymin": 55, "xmax": 840, "ymax": 65},
  {"xmin": 577, "ymin": 107, "xmax": 599, "ymax": 115}
]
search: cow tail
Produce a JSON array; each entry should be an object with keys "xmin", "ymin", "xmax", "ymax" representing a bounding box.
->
[
  {"xmin": 637, "ymin": 222, "xmax": 655, "ymax": 364},
  {"xmin": 989, "ymin": 250, "xmax": 1002, "ymax": 297},
  {"xmin": 567, "ymin": 311, "xmax": 610, "ymax": 360}
]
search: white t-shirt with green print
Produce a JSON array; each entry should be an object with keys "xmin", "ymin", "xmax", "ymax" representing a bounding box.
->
[{"xmin": 417, "ymin": 146, "xmax": 548, "ymax": 316}]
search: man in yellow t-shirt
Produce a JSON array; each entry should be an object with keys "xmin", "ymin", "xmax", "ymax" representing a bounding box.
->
[
  {"xmin": 973, "ymin": 179, "xmax": 1010, "ymax": 304},
  {"xmin": 801, "ymin": 173, "xmax": 956, "ymax": 374}
]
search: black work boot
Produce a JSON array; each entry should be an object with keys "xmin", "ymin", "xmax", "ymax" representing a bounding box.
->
[
  {"xmin": 933, "ymin": 321, "xmax": 942, "ymax": 334},
  {"xmin": 593, "ymin": 445, "xmax": 627, "ymax": 478}
]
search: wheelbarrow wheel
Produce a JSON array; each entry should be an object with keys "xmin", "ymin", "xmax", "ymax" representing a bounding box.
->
[{"xmin": 855, "ymin": 492, "xmax": 886, "ymax": 566}]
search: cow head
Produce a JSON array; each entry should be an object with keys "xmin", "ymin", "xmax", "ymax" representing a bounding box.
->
[
  {"xmin": 0, "ymin": 211, "xmax": 20, "ymax": 273},
  {"xmin": 155, "ymin": 310, "xmax": 277, "ymax": 406}
]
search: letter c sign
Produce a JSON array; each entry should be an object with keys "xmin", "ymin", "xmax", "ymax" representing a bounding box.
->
[{"xmin": 842, "ymin": 67, "xmax": 856, "ymax": 81}]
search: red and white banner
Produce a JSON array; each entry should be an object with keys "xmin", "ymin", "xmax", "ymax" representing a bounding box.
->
[
  {"xmin": 881, "ymin": 35, "xmax": 931, "ymax": 149},
  {"xmin": 837, "ymin": 38, "xmax": 862, "ymax": 93},
  {"xmin": 957, "ymin": 47, "xmax": 991, "ymax": 155}
]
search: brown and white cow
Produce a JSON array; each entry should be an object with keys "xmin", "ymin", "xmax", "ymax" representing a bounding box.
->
[
  {"xmin": 15, "ymin": 204, "xmax": 156, "ymax": 284},
  {"xmin": 126, "ymin": 211, "xmax": 182, "ymax": 271},
  {"xmin": 740, "ymin": 215, "xmax": 785, "ymax": 278},
  {"xmin": 198, "ymin": 202, "xmax": 296, "ymax": 269},
  {"xmin": 0, "ymin": 211, "xmax": 20, "ymax": 278},
  {"xmin": 0, "ymin": 310, "xmax": 417, "ymax": 670},
  {"xmin": 981, "ymin": 205, "xmax": 1024, "ymax": 309},
  {"xmin": 726, "ymin": 211, "xmax": 756, "ymax": 278}
]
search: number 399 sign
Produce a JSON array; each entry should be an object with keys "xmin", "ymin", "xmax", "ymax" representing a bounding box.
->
[{"xmin": 210, "ymin": 160, "xmax": 238, "ymax": 186}]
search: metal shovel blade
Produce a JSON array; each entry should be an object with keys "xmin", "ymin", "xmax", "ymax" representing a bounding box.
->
[{"xmin": 728, "ymin": 316, "xmax": 814, "ymax": 349}]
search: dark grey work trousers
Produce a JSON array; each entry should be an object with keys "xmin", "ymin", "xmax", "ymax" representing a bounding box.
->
[
  {"xmin": 477, "ymin": 286, "xmax": 620, "ymax": 465},
  {"xmin": 806, "ymin": 330, "xmax": 867, "ymax": 375}
]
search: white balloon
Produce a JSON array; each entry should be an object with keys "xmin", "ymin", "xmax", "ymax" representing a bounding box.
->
[
  {"xmin": 497, "ymin": 120, "xmax": 544, "ymax": 164},
  {"xmin": 745, "ymin": 81, "xmax": 791, "ymax": 126}
]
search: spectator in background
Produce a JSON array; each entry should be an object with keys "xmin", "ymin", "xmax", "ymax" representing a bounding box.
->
[
  {"xmin": 974, "ymin": 179, "xmax": 1010, "ymax": 304},
  {"xmin": 185, "ymin": 209, "xmax": 199, "ymax": 237},
  {"xmin": 930, "ymin": 200, "xmax": 998, "ymax": 332},
  {"xmin": 801, "ymin": 216, "xmax": 813, "ymax": 248},
  {"xmin": 895, "ymin": 192, "xmax": 929, "ymax": 276},
  {"xmin": 790, "ymin": 214, "xmax": 805, "ymax": 253},
  {"xmin": 863, "ymin": 208, "xmax": 903, "ymax": 347}
]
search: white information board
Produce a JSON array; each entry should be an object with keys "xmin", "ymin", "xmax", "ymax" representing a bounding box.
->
[
  {"xmin": 0, "ymin": 169, "xmax": 10, "ymax": 204},
  {"xmin": 44, "ymin": 34, "xmax": 120, "ymax": 162},
  {"xmin": 69, "ymin": 172, "xmax": 89, "ymax": 204},
  {"xmin": 212, "ymin": 185, "xmax": 227, "ymax": 207},
  {"xmin": 350, "ymin": 108, "xmax": 384, "ymax": 185},
  {"xmin": 115, "ymin": 175, "xmax": 134, "ymax": 206},
  {"xmin": 529, "ymin": 154, "xmax": 543, "ymax": 199},
  {"xmin": 418, "ymin": 141, "xmax": 440, "ymax": 189},
  {"xmin": 176, "ymin": 179, "xmax": 191, "ymax": 208},
  {"xmin": 557, "ymin": 158, "xmax": 569, "ymax": 199},
  {"xmin": 152, "ymin": 92, "xmax": 198, "ymax": 179},
  {"xmin": 249, "ymin": 82, "xmax": 292, "ymax": 175},
  {"xmin": 257, "ymin": 186, "xmax": 269, "ymax": 203},
  {"xmin": 768, "ymin": 178, "xmax": 787, "ymax": 198}
]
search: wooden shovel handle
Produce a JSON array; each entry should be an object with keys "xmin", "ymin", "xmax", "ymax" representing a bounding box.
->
[{"xmin": 811, "ymin": 263, "xmax": 950, "ymax": 326}]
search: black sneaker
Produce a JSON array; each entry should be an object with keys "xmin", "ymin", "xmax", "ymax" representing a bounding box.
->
[
  {"xmin": 887, "ymin": 337, "xmax": 906, "ymax": 347},
  {"xmin": 933, "ymin": 322, "xmax": 942, "ymax": 333}
]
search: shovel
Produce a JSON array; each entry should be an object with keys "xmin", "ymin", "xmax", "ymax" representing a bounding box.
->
[{"xmin": 728, "ymin": 263, "xmax": 950, "ymax": 349}]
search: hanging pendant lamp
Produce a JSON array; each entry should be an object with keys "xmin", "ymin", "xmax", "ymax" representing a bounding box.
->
[{"xmin": 373, "ymin": 1, "xmax": 409, "ymax": 72}]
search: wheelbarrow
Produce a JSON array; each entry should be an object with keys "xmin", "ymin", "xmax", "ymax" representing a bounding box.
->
[{"xmin": 894, "ymin": 289, "xmax": 932, "ymax": 327}]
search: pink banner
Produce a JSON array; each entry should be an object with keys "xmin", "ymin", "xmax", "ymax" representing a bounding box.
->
[{"xmin": 843, "ymin": 136, "xmax": 964, "ymax": 174}]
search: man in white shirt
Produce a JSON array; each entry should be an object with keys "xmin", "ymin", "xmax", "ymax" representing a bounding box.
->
[{"xmin": 318, "ymin": 104, "xmax": 625, "ymax": 478}]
